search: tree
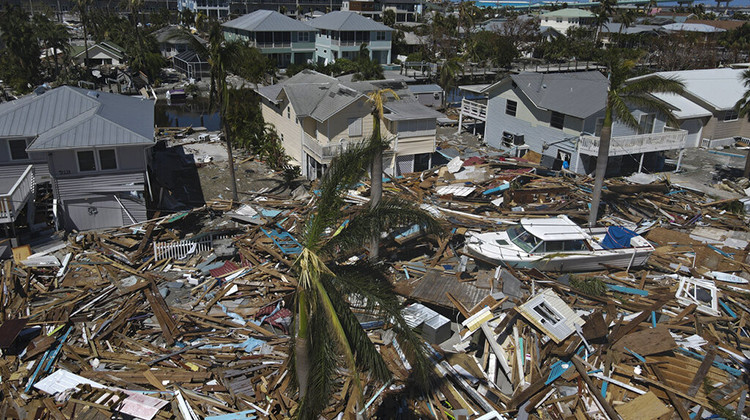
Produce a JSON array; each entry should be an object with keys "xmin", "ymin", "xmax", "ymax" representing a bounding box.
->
[
  {"xmin": 438, "ymin": 57, "xmax": 461, "ymax": 109},
  {"xmin": 291, "ymin": 134, "xmax": 441, "ymax": 419},
  {"xmin": 74, "ymin": 0, "xmax": 92, "ymax": 67},
  {"xmin": 588, "ymin": 54, "xmax": 685, "ymax": 226},
  {"xmin": 33, "ymin": 12, "xmax": 70, "ymax": 80},
  {"xmin": 593, "ymin": 0, "xmax": 617, "ymax": 42},
  {"xmin": 366, "ymin": 88, "xmax": 399, "ymax": 261},
  {"xmin": 0, "ymin": 5, "xmax": 41, "ymax": 92},
  {"xmin": 383, "ymin": 9, "xmax": 396, "ymax": 27}
]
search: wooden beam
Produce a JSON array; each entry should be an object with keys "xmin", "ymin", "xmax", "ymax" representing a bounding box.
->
[{"xmin": 571, "ymin": 355, "xmax": 620, "ymax": 420}]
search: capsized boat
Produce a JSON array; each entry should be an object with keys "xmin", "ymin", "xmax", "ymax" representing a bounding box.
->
[{"xmin": 464, "ymin": 215, "xmax": 654, "ymax": 272}]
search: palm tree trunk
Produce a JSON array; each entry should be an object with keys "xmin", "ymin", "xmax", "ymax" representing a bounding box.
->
[
  {"xmin": 224, "ymin": 123, "xmax": 239, "ymax": 203},
  {"xmin": 295, "ymin": 290, "xmax": 310, "ymax": 398},
  {"xmin": 369, "ymin": 120, "xmax": 383, "ymax": 262},
  {"xmin": 83, "ymin": 19, "xmax": 90, "ymax": 68},
  {"xmin": 588, "ymin": 113, "xmax": 612, "ymax": 227}
]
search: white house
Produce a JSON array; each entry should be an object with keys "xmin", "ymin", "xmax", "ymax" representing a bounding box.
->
[{"xmin": 539, "ymin": 9, "xmax": 596, "ymax": 34}]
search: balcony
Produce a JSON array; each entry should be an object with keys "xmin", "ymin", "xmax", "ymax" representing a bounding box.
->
[
  {"xmin": 303, "ymin": 133, "xmax": 350, "ymax": 163},
  {"xmin": 578, "ymin": 130, "xmax": 688, "ymax": 157},
  {"xmin": 459, "ymin": 98, "xmax": 487, "ymax": 121},
  {"xmin": 0, "ymin": 165, "xmax": 35, "ymax": 224},
  {"xmin": 255, "ymin": 42, "xmax": 291, "ymax": 49}
]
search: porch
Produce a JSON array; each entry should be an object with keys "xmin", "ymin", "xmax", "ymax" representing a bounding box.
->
[
  {"xmin": 0, "ymin": 165, "xmax": 35, "ymax": 224},
  {"xmin": 578, "ymin": 130, "xmax": 689, "ymax": 172},
  {"xmin": 457, "ymin": 98, "xmax": 487, "ymax": 135}
]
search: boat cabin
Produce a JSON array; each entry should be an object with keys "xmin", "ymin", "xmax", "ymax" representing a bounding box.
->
[{"xmin": 506, "ymin": 217, "xmax": 592, "ymax": 254}]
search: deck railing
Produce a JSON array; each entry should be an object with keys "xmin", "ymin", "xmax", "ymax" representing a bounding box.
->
[
  {"xmin": 302, "ymin": 133, "xmax": 353, "ymax": 162},
  {"xmin": 460, "ymin": 98, "xmax": 487, "ymax": 121},
  {"xmin": 153, "ymin": 232, "xmax": 229, "ymax": 261},
  {"xmin": 0, "ymin": 165, "xmax": 34, "ymax": 224},
  {"xmin": 578, "ymin": 130, "xmax": 688, "ymax": 156}
]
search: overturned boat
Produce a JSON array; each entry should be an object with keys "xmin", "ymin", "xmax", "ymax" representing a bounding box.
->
[{"xmin": 464, "ymin": 215, "xmax": 654, "ymax": 272}]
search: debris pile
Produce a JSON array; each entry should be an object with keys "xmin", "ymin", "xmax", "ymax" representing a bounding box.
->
[{"xmin": 1, "ymin": 152, "xmax": 750, "ymax": 419}]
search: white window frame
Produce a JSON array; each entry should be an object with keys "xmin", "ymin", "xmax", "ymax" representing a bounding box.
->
[
  {"xmin": 348, "ymin": 117, "xmax": 362, "ymax": 137},
  {"xmin": 638, "ymin": 113, "xmax": 655, "ymax": 135},
  {"xmin": 505, "ymin": 99, "xmax": 517, "ymax": 117},
  {"xmin": 7, "ymin": 138, "xmax": 30, "ymax": 161},
  {"xmin": 75, "ymin": 148, "xmax": 118, "ymax": 173},
  {"xmin": 723, "ymin": 109, "xmax": 739, "ymax": 122}
]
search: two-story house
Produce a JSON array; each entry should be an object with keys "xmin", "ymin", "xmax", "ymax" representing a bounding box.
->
[
  {"xmin": 257, "ymin": 70, "xmax": 440, "ymax": 179},
  {"xmin": 342, "ymin": 0, "xmax": 421, "ymax": 22},
  {"xmin": 222, "ymin": 10, "xmax": 317, "ymax": 68},
  {"xmin": 308, "ymin": 11, "xmax": 393, "ymax": 65},
  {"xmin": 539, "ymin": 8, "xmax": 595, "ymax": 34},
  {"xmin": 0, "ymin": 86, "xmax": 155, "ymax": 232},
  {"xmin": 458, "ymin": 71, "xmax": 697, "ymax": 176},
  {"xmin": 646, "ymin": 68, "xmax": 750, "ymax": 148},
  {"xmin": 178, "ymin": 0, "xmax": 230, "ymax": 19}
]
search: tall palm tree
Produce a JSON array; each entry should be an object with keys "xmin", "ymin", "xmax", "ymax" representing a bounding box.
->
[
  {"xmin": 366, "ymin": 88, "xmax": 399, "ymax": 261},
  {"xmin": 74, "ymin": 0, "xmax": 92, "ymax": 67},
  {"xmin": 734, "ymin": 68, "xmax": 750, "ymax": 178},
  {"xmin": 292, "ymin": 134, "xmax": 441, "ymax": 419},
  {"xmin": 438, "ymin": 57, "xmax": 461, "ymax": 110},
  {"xmin": 588, "ymin": 55, "xmax": 685, "ymax": 227}
]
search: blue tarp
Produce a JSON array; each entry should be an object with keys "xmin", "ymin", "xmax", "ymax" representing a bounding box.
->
[{"xmin": 600, "ymin": 226, "xmax": 638, "ymax": 250}]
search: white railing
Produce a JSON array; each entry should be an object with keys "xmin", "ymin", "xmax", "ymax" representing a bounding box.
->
[
  {"xmin": 153, "ymin": 232, "xmax": 228, "ymax": 261},
  {"xmin": 460, "ymin": 98, "xmax": 487, "ymax": 121},
  {"xmin": 255, "ymin": 42, "xmax": 292, "ymax": 49},
  {"xmin": 578, "ymin": 130, "xmax": 688, "ymax": 156},
  {"xmin": 0, "ymin": 165, "xmax": 34, "ymax": 224},
  {"xmin": 302, "ymin": 133, "xmax": 351, "ymax": 162}
]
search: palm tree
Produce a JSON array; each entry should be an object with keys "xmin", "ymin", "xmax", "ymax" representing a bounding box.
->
[
  {"xmin": 292, "ymin": 134, "xmax": 441, "ymax": 419},
  {"xmin": 588, "ymin": 55, "xmax": 685, "ymax": 227},
  {"xmin": 366, "ymin": 88, "xmax": 399, "ymax": 261},
  {"xmin": 74, "ymin": 0, "xmax": 92, "ymax": 67},
  {"xmin": 438, "ymin": 57, "xmax": 461, "ymax": 110}
]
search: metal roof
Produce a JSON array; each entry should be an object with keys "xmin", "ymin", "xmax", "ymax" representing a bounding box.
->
[
  {"xmin": 223, "ymin": 10, "xmax": 316, "ymax": 32},
  {"xmin": 521, "ymin": 216, "xmax": 587, "ymax": 241},
  {"xmin": 506, "ymin": 71, "xmax": 608, "ymax": 119},
  {"xmin": 0, "ymin": 86, "xmax": 154, "ymax": 151},
  {"xmin": 408, "ymin": 84, "xmax": 443, "ymax": 94},
  {"xmin": 308, "ymin": 11, "xmax": 393, "ymax": 32},
  {"xmin": 662, "ymin": 23, "xmax": 726, "ymax": 33},
  {"xmin": 383, "ymin": 100, "xmax": 445, "ymax": 121},
  {"xmin": 651, "ymin": 92, "xmax": 712, "ymax": 119},
  {"xmin": 648, "ymin": 68, "xmax": 745, "ymax": 111},
  {"xmin": 540, "ymin": 8, "xmax": 594, "ymax": 18}
]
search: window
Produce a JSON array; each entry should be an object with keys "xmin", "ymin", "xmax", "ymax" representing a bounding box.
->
[
  {"xmin": 77, "ymin": 151, "xmax": 96, "ymax": 172},
  {"xmin": 556, "ymin": 17, "xmax": 563, "ymax": 23},
  {"xmin": 8, "ymin": 139, "xmax": 28, "ymax": 160},
  {"xmin": 287, "ymin": 107, "xmax": 291, "ymax": 119},
  {"xmin": 505, "ymin": 99, "xmax": 517, "ymax": 117},
  {"xmin": 98, "ymin": 149, "xmax": 117, "ymax": 170},
  {"xmin": 638, "ymin": 113, "xmax": 655, "ymax": 134},
  {"xmin": 550, "ymin": 111, "xmax": 565, "ymax": 129},
  {"xmin": 594, "ymin": 117, "xmax": 604, "ymax": 136},
  {"xmin": 724, "ymin": 109, "xmax": 739, "ymax": 122},
  {"xmin": 348, "ymin": 117, "xmax": 362, "ymax": 137},
  {"xmin": 376, "ymin": 31, "xmax": 387, "ymax": 41},
  {"xmin": 297, "ymin": 31, "xmax": 311, "ymax": 42}
]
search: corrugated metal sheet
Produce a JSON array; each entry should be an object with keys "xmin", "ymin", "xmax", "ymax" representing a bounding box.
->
[
  {"xmin": 55, "ymin": 172, "xmax": 145, "ymax": 201},
  {"xmin": 408, "ymin": 269, "xmax": 488, "ymax": 310}
]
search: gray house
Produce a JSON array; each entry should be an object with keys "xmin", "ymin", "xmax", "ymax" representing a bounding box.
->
[
  {"xmin": 308, "ymin": 11, "xmax": 393, "ymax": 66},
  {"xmin": 0, "ymin": 86, "xmax": 155, "ymax": 232},
  {"xmin": 459, "ymin": 71, "xmax": 695, "ymax": 175}
]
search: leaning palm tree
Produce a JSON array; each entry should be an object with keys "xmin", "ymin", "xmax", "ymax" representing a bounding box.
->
[
  {"xmin": 292, "ymin": 135, "xmax": 441, "ymax": 419},
  {"xmin": 366, "ymin": 88, "xmax": 399, "ymax": 261},
  {"xmin": 588, "ymin": 54, "xmax": 685, "ymax": 227}
]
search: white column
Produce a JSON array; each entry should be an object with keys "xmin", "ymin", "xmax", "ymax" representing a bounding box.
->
[
  {"xmin": 676, "ymin": 149, "xmax": 685, "ymax": 172},
  {"xmin": 638, "ymin": 153, "xmax": 645, "ymax": 173}
]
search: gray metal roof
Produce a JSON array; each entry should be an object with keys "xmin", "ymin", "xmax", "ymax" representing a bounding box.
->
[
  {"xmin": 223, "ymin": 10, "xmax": 315, "ymax": 33},
  {"xmin": 0, "ymin": 86, "xmax": 154, "ymax": 151},
  {"xmin": 308, "ymin": 11, "xmax": 393, "ymax": 32},
  {"xmin": 383, "ymin": 100, "xmax": 445, "ymax": 121},
  {"xmin": 408, "ymin": 84, "xmax": 442, "ymax": 94},
  {"xmin": 507, "ymin": 71, "xmax": 608, "ymax": 119}
]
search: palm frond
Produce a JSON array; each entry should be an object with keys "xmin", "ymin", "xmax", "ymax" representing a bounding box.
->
[
  {"xmin": 320, "ymin": 274, "xmax": 392, "ymax": 383},
  {"xmin": 621, "ymin": 75, "xmax": 684, "ymax": 96},
  {"xmin": 298, "ymin": 309, "xmax": 341, "ymax": 420},
  {"xmin": 320, "ymin": 197, "xmax": 443, "ymax": 257},
  {"xmin": 609, "ymin": 94, "xmax": 639, "ymax": 130},
  {"xmin": 623, "ymin": 94, "xmax": 682, "ymax": 128},
  {"xmin": 328, "ymin": 262, "xmax": 432, "ymax": 388}
]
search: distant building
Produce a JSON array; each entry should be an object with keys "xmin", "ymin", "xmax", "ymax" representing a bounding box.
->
[
  {"xmin": 0, "ymin": 86, "xmax": 154, "ymax": 232},
  {"xmin": 342, "ymin": 0, "xmax": 421, "ymax": 22},
  {"xmin": 71, "ymin": 41, "xmax": 125, "ymax": 67},
  {"xmin": 222, "ymin": 10, "xmax": 317, "ymax": 68},
  {"xmin": 539, "ymin": 8, "xmax": 595, "ymax": 34},
  {"xmin": 256, "ymin": 70, "xmax": 441, "ymax": 179},
  {"xmin": 152, "ymin": 25, "xmax": 207, "ymax": 59},
  {"xmin": 458, "ymin": 71, "xmax": 695, "ymax": 175},
  {"xmin": 308, "ymin": 11, "xmax": 393, "ymax": 65},
  {"xmin": 178, "ymin": 0, "xmax": 230, "ymax": 20}
]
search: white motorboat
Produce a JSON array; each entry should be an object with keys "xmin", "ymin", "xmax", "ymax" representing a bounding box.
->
[{"xmin": 464, "ymin": 215, "xmax": 654, "ymax": 272}]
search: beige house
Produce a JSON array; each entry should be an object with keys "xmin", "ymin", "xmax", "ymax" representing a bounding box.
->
[{"xmin": 257, "ymin": 70, "xmax": 441, "ymax": 179}]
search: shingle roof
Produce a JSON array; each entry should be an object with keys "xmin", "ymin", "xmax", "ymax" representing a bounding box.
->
[
  {"xmin": 0, "ymin": 86, "xmax": 154, "ymax": 151},
  {"xmin": 308, "ymin": 11, "xmax": 393, "ymax": 32},
  {"xmin": 222, "ymin": 10, "xmax": 315, "ymax": 32},
  {"xmin": 507, "ymin": 71, "xmax": 608, "ymax": 119}
]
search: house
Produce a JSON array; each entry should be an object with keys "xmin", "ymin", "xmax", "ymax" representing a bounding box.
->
[
  {"xmin": 458, "ymin": 71, "xmax": 695, "ymax": 176},
  {"xmin": 0, "ymin": 86, "xmax": 155, "ymax": 232},
  {"xmin": 648, "ymin": 68, "xmax": 750, "ymax": 148},
  {"xmin": 173, "ymin": 50, "xmax": 211, "ymax": 80},
  {"xmin": 407, "ymin": 84, "xmax": 443, "ymax": 108},
  {"xmin": 256, "ymin": 70, "xmax": 440, "ymax": 179},
  {"xmin": 538, "ymin": 8, "xmax": 595, "ymax": 34},
  {"xmin": 152, "ymin": 25, "xmax": 207, "ymax": 59},
  {"xmin": 342, "ymin": 0, "xmax": 421, "ymax": 22},
  {"xmin": 308, "ymin": 11, "xmax": 393, "ymax": 65},
  {"xmin": 71, "ymin": 41, "xmax": 125, "ymax": 67},
  {"xmin": 177, "ymin": 0, "xmax": 230, "ymax": 19},
  {"xmin": 222, "ymin": 10, "xmax": 317, "ymax": 68}
]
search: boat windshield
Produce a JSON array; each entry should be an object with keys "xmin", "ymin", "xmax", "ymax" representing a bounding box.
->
[{"xmin": 507, "ymin": 225, "xmax": 540, "ymax": 253}]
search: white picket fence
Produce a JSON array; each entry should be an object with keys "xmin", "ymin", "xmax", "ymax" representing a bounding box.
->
[{"xmin": 153, "ymin": 233, "xmax": 228, "ymax": 261}]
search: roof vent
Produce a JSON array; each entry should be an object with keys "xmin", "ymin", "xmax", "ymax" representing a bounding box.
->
[
  {"xmin": 33, "ymin": 84, "xmax": 50, "ymax": 96},
  {"xmin": 87, "ymin": 91, "xmax": 100, "ymax": 98}
]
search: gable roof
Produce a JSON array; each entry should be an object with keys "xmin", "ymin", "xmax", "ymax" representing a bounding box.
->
[
  {"xmin": 648, "ymin": 68, "xmax": 745, "ymax": 111},
  {"xmin": 0, "ymin": 86, "xmax": 154, "ymax": 151},
  {"xmin": 223, "ymin": 10, "xmax": 315, "ymax": 32},
  {"xmin": 540, "ymin": 8, "xmax": 594, "ymax": 18},
  {"xmin": 662, "ymin": 22, "xmax": 726, "ymax": 33},
  {"xmin": 308, "ymin": 11, "xmax": 393, "ymax": 32},
  {"xmin": 493, "ymin": 71, "xmax": 608, "ymax": 119},
  {"xmin": 72, "ymin": 42, "xmax": 125, "ymax": 59},
  {"xmin": 257, "ymin": 70, "xmax": 366, "ymax": 122}
]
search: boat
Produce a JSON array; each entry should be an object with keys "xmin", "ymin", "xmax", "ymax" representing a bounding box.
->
[
  {"xmin": 707, "ymin": 271, "xmax": 749, "ymax": 284},
  {"xmin": 165, "ymin": 89, "xmax": 186, "ymax": 102},
  {"xmin": 464, "ymin": 215, "xmax": 654, "ymax": 272}
]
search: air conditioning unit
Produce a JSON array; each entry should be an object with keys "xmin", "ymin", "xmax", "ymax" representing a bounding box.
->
[{"xmin": 502, "ymin": 131, "xmax": 524, "ymax": 147}]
